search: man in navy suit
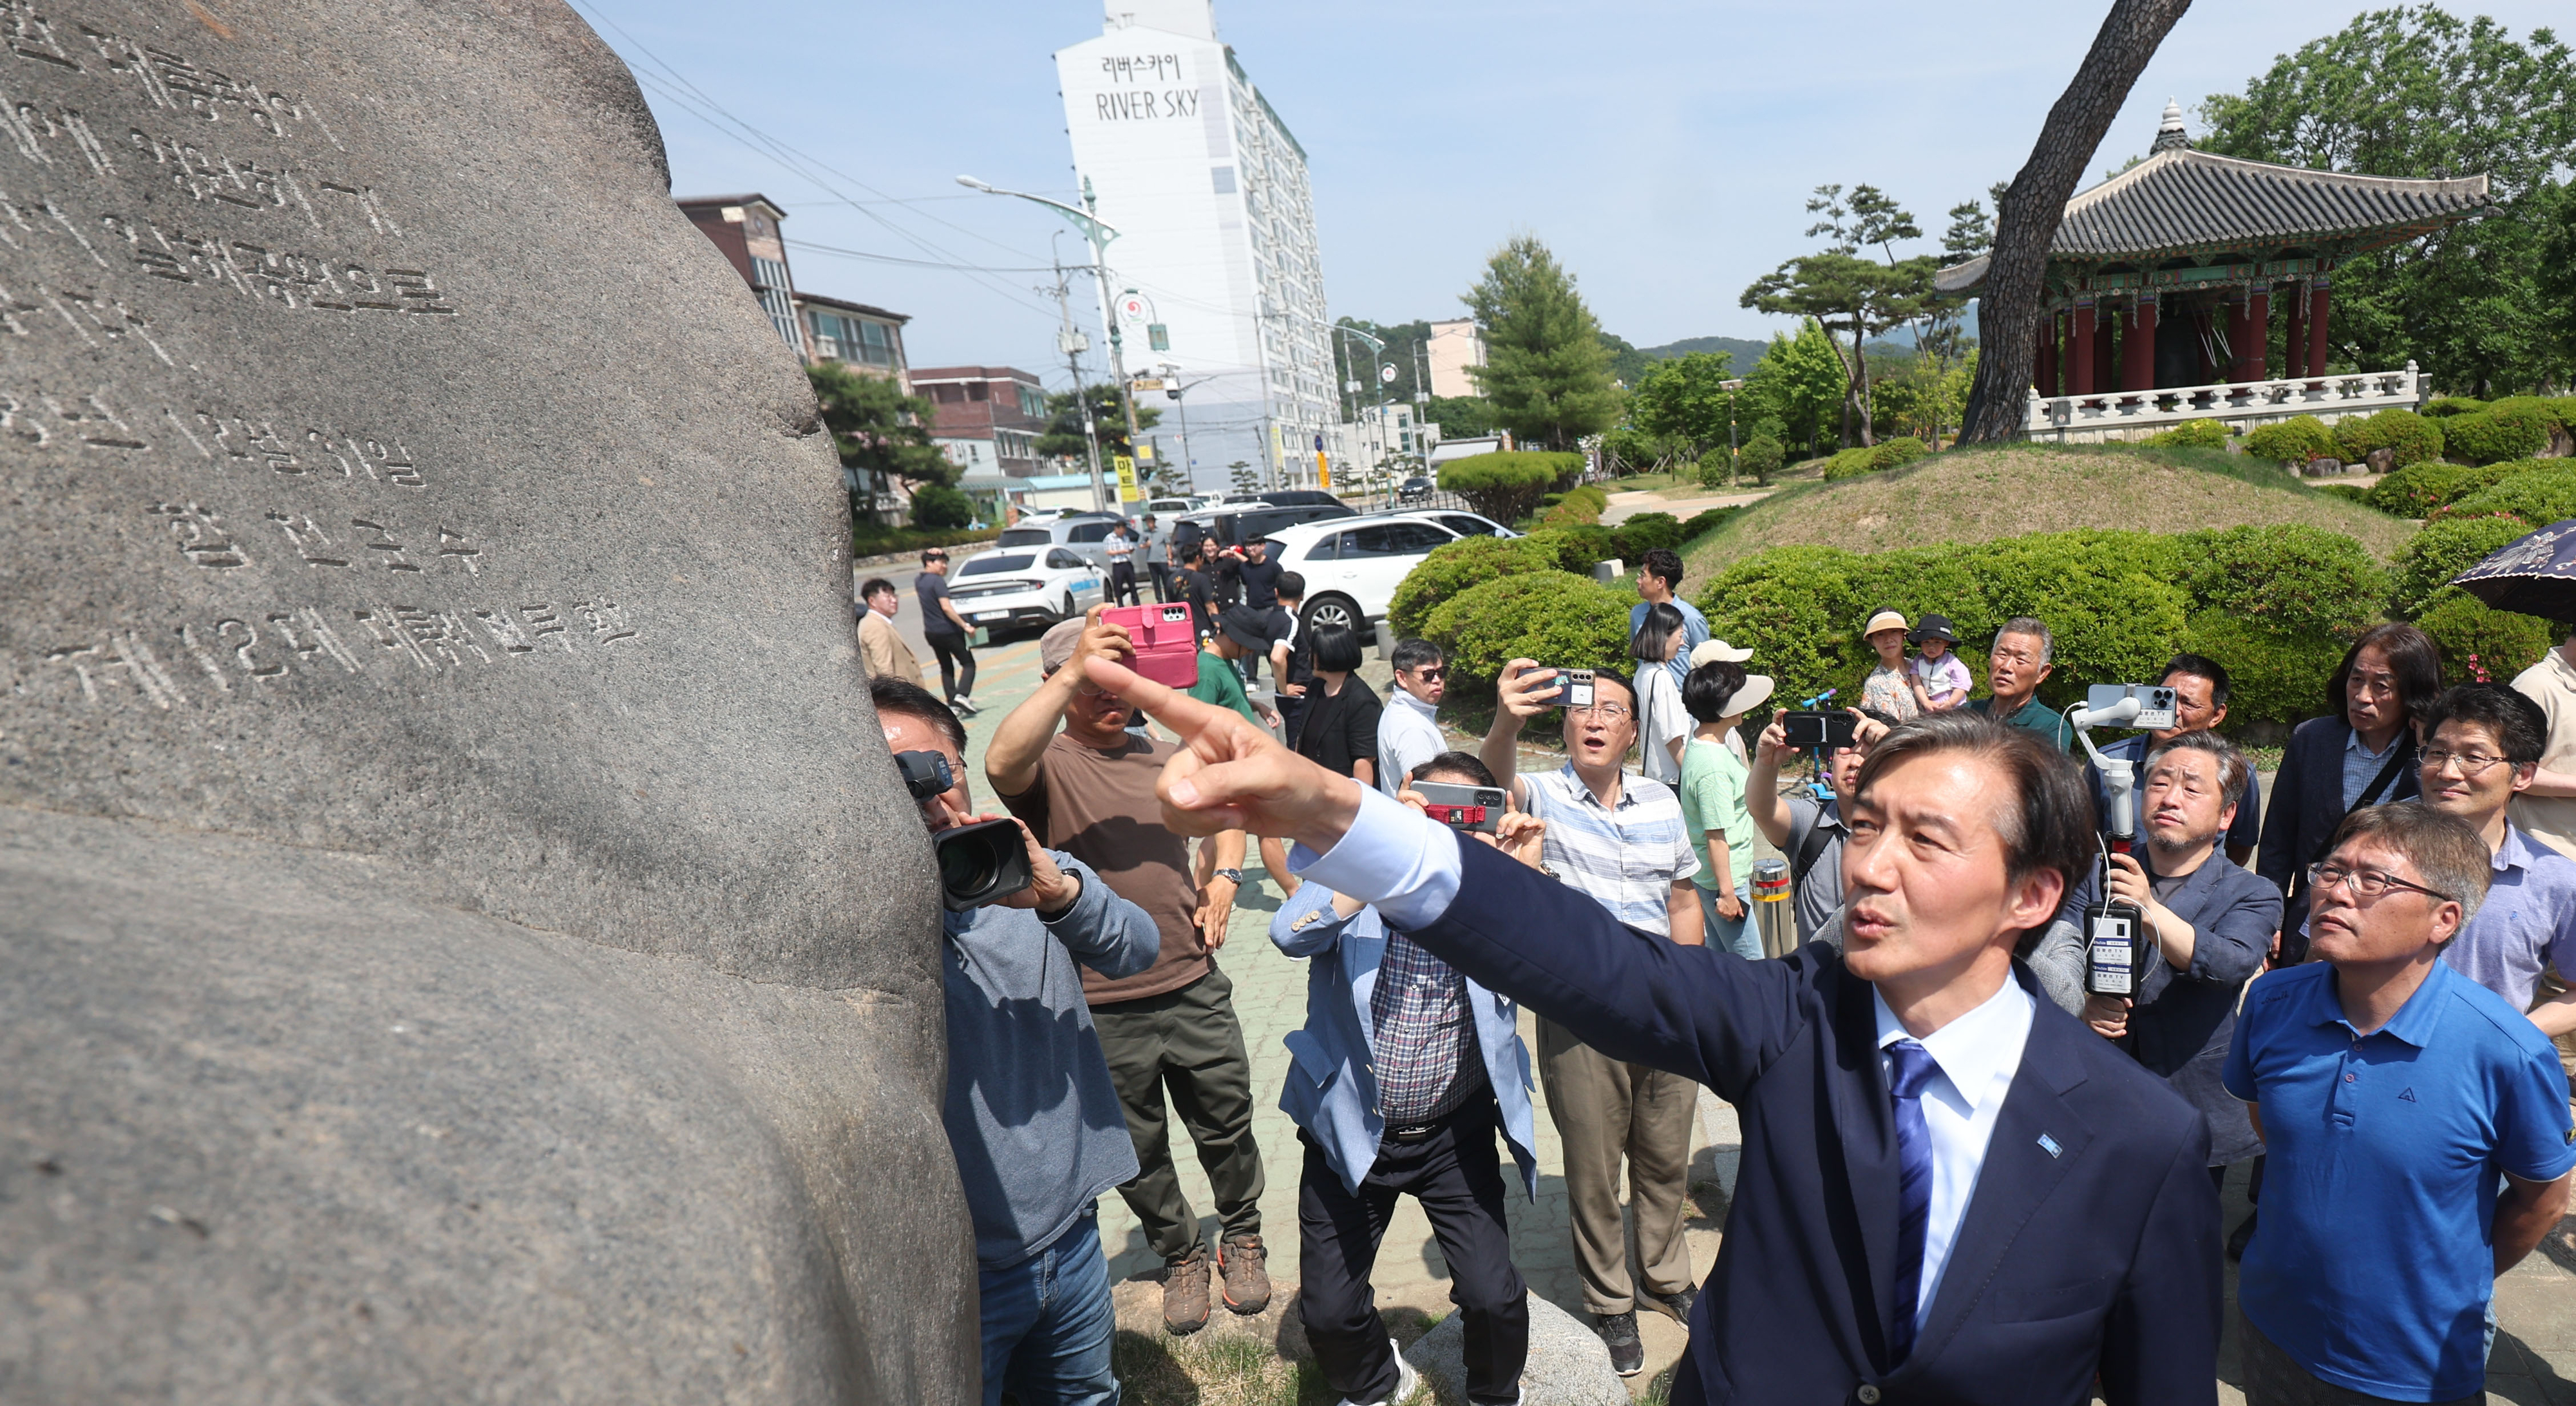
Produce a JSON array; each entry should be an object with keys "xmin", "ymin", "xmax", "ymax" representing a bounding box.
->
[{"xmin": 1089, "ymin": 663, "xmax": 2222, "ymax": 1406}]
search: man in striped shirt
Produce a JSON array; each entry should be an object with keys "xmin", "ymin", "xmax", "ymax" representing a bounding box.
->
[{"xmin": 1481, "ymin": 659, "xmax": 1704, "ymax": 1376}]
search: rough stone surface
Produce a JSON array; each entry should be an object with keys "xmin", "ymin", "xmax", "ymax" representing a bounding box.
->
[
  {"xmin": 1405, "ymin": 1293, "xmax": 1627, "ymax": 1406},
  {"xmin": 2366, "ymin": 446, "xmax": 2398, "ymax": 474},
  {"xmin": 0, "ymin": 2, "xmax": 964, "ymax": 1400}
]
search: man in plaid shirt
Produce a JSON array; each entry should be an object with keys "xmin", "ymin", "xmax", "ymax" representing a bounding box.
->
[{"xmin": 1272, "ymin": 752, "xmax": 1546, "ymax": 1406}]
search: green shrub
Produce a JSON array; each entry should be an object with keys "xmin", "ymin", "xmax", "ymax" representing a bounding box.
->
[
  {"xmin": 1440, "ymin": 451, "xmax": 1580, "ymax": 523},
  {"xmin": 2145, "ymin": 418, "xmax": 2231, "ymax": 449},
  {"xmin": 2314, "ymin": 483, "xmax": 2371, "ymax": 503},
  {"xmin": 909, "ymin": 482, "xmax": 974, "ymax": 530},
  {"xmin": 2363, "ymin": 463, "xmax": 2465, "ymax": 516},
  {"xmin": 1540, "ymin": 482, "xmax": 1609, "ymax": 527},
  {"xmin": 2242, "ymin": 415, "xmax": 2338, "ymax": 464},
  {"xmin": 1871, "ymin": 436, "xmax": 1931, "ymax": 471},
  {"xmin": 2390, "ymin": 514, "xmax": 2534, "ymax": 619},
  {"xmin": 2177, "ymin": 611, "xmax": 2347, "ymax": 729},
  {"xmin": 2333, "ymin": 408, "xmax": 2445, "ymax": 468},
  {"xmin": 1386, "ymin": 532, "xmax": 1560, "ymax": 638},
  {"xmin": 1696, "ymin": 455, "xmax": 1731, "ymax": 489},
  {"xmin": 2443, "ymin": 405, "xmax": 2555, "ymax": 465},
  {"xmin": 1613, "ymin": 512, "xmax": 1683, "ymax": 563},
  {"xmin": 2174, "ymin": 523, "xmax": 2387, "ymax": 640},
  {"xmin": 1680, "ymin": 507, "xmax": 1738, "ymax": 541},
  {"xmin": 852, "ymin": 523, "xmax": 1001, "ymax": 559},
  {"xmin": 2488, "ymin": 396, "xmax": 2570, "ymax": 430},
  {"xmin": 1526, "ymin": 525, "xmax": 1616, "ymax": 577},
  {"xmin": 1819, "ymin": 445, "xmax": 1875, "ymax": 481},
  {"xmin": 2416, "ymin": 587, "xmax": 2553, "ymax": 684},
  {"xmin": 1738, "ymin": 434, "xmax": 1785, "ymax": 484},
  {"xmin": 2421, "ymin": 397, "xmax": 2488, "ymax": 419},
  {"xmin": 2440, "ymin": 467, "xmax": 2576, "ymax": 528},
  {"xmin": 1423, "ymin": 570, "xmax": 1634, "ymax": 692}
]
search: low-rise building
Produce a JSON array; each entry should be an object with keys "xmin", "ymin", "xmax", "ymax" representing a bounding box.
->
[
  {"xmin": 676, "ymin": 194, "xmax": 804, "ymax": 355},
  {"xmin": 799, "ymin": 293, "xmax": 910, "ymax": 388},
  {"xmin": 914, "ymin": 366, "xmax": 1050, "ymax": 482}
]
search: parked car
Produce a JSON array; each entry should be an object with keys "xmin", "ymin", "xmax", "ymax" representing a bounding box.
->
[
  {"xmin": 1170, "ymin": 500, "xmax": 1355, "ymax": 559},
  {"xmin": 1226, "ymin": 489, "xmax": 1345, "ymax": 509},
  {"xmin": 1263, "ymin": 514, "xmax": 1470, "ymax": 638},
  {"xmin": 1397, "ymin": 475, "xmax": 1435, "ymax": 502},
  {"xmin": 942, "ymin": 545, "xmax": 1106, "ymax": 635},
  {"xmin": 1145, "ymin": 495, "xmax": 1217, "ymax": 517},
  {"xmin": 1403, "ymin": 508, "xmax": 1519, "ymax": 540},
  {"xmin": 994, "ymin": 511, "xmax": 1133, "ymax": 568}
]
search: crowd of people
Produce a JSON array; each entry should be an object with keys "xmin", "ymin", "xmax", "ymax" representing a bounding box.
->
[{"xmin": 863, "ymin": 535, "xmax": 2576, "ymax": 1406}]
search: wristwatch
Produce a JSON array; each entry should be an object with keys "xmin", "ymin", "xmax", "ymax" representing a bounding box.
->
[{"xmin": 1212, "ymin": 867, "xmax": 1245, "ymax": 885}]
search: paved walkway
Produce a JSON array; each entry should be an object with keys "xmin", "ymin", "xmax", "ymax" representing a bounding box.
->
[
  {"xmin": 1600, "ymin": 487, "xmax": 1771, "ymax": 527},
  {"xmin": 932, "ymin": 631, "xmax": 2576, "ymax": 1400}
]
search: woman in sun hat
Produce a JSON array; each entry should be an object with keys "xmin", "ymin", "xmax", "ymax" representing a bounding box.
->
[
  {"xmin": 1859, "ymin": 608, "xmax": 1921, "ymax": 721},
  {"xmin": 1908, "ymin": 613, "xmax": 1971, "ymax": 712},
  {"xmin": 1678, "ymin": 660, "xmax": 1777, "ymax": 961},
  {"xmin": 1689, "ymin": 637, "xmax": 1757, "ymax": 761}
]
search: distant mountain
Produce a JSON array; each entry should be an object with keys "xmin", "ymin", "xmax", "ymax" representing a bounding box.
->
[{"xmin": 1635, "ymin": 334, "xmax": 1772, "ymax": 366}]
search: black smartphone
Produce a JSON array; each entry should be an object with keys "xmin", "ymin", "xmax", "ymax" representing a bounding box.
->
[
  {"xmin": 1781, "ymin": 711, "xmax": 1859, "ymax": 749},
  {"xmin": 1414, "ymin": 781, "xmax": 1506, "ymax": 834}
]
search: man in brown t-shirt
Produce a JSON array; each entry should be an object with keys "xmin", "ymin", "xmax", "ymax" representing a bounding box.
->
[{"xmin": 989, "ymin": 609, "xmax": 1267, "ymax": 1336}]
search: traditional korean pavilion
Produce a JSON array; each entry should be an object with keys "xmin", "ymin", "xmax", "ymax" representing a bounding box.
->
[{"xmin": 1938, "ymin": 102, "xmax": 2490, "ymax": 438}]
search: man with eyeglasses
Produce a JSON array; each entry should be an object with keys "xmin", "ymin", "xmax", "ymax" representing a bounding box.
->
[
  {"xmin": 1479, "ymin": 657, "xmax": 1703, "ymax": 1375},
  {"xmin": 2414, "ymin": 684, "xmax": 2576, "ymax": 1036},
  {"xmin": 2226, "ymin": 801, "xmax": 2575, "ymax": 1403},
  {"xmin": 1967, "ymin": 616, "xmax": 2070, "ymax": 751},
  {"xmin": 1376, "ymin": 639, "xmax": 1448, "ymax": 798}
]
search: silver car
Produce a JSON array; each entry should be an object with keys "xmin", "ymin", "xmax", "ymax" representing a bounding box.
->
[{"xmin": 993, "ymin": 512, "xmax": 1134, "ymax": 569}]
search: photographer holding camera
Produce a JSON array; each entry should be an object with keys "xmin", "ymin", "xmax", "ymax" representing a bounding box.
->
[
  {"xmin": 1748, "ymin": 707, "xmax": 1893, "ymax": 944},
  {"xmin": 873, "ymin": 677, "xmax": 1160, "ymax": 1405},
  {"xmin": 1270, "ymin": 753, "xmax": 1548, "ymax": 1406}
]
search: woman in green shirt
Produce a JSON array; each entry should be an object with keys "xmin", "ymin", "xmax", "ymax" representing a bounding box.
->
[{"xmin": 1678, "ymin": 660, "xmax": 1774, "ymax": 961}]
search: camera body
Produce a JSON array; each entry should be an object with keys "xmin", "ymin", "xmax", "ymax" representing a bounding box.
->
[
  {"xmin": 935, "ymin": 819, "xmax": 1036, "ymax": 912},
  {"xmin": 2081, "ymin": 684, "xmax": 2179, "ymax": 733},
  {"xmin": 1781, "ymin": 711, "xmax": 1859, "ymax": 750},
  {"xmin": 1544, "ymin": 668, "xmax": 1596, "ymax": 711},
  {"xmin": 896, "ymin": 749, "xmax": 954, "ymax": 800},
  {"xmin": 1102, "ymin": 602, "xmax": 1201, "ymax": 689},
  {"xmin": 1414, "ymin": 781, "xmax": 1505, "ymax": 834}
]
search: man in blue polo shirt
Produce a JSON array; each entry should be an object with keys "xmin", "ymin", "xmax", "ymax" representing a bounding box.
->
[{"xmin": 2226, "ymin": 801, "xmax": 2576, "ymax": 1403}]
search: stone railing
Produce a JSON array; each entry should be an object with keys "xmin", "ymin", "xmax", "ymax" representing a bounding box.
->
[{"xmin": 2025, "ymin": 362, "xmax": 2426, "ymax": 442}]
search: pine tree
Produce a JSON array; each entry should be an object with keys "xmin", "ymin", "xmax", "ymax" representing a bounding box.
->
[{"xmin": 1463, "ymin": 237, "xmax": 1624, "ymax": 451}]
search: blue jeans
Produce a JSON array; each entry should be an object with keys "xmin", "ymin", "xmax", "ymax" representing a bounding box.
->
[
  {"xmin": 1703, "ymin": 883, "xmax": 1761, "ymax": 961},
  {"xmin": 978, "ymin": 1213, "xmax": 1119, "ymax": 1406}
]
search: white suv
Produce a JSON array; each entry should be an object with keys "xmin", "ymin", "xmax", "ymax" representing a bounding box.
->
[{"xmin": 1265, "ymin": 512, "xmax": 1514, "ymax": 637}]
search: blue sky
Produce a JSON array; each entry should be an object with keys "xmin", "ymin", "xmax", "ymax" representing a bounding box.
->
[{"xmin": 573, "ymin": 0, "xmax": 2564, "ymax": 389}]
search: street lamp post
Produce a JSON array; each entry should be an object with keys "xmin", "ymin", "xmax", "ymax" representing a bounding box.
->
[
  {"xmin": 958, "ymin": 173, "xmax": 1142, "ymax": 514},
  {"xmin": 1159, "ymin": 366, "xmax": 1215, "ymax": 496}
]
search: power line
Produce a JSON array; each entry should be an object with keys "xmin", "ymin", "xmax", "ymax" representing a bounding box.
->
[{"xmin": 784, "ymin": 238, "xmax": 1061, "ymax": 274}]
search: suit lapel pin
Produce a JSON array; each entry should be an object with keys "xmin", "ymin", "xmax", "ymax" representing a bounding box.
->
[{"xmin": 2037, "ymin": 1132, "xmax": 2063, "ymax": 1159}]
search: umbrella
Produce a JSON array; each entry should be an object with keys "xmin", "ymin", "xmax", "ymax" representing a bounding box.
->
[{"xmin": 2451, "ymin": 518, "xmax": 2576, "ymax": 619}]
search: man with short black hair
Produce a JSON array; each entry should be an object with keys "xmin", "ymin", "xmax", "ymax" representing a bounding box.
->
[
  {"xmin": 1092, "ymin": 688, "xmax": 2225, "ymax": 1403},
  {"xmin": 916, "ymin": 547, "xmax": 979, "ymax": 715},
  {"xmin": 1223, "ymin": 538, "xmax": 1284, "ymax": 685},
  {"xmin": 2416, "ymin": 682, "xmax": 2576, "ymax": 1035},
  {"xmin": 857, "ymin": 576, "xmax": 925, "ymax": 686},
  {"xmin": 2228, "ymin": 801, "xmax": 2575, "ymax": 1403},
  {"xmin": 2085, "ymin": 653, "xmax": 2263, "ymax": 865},
  {"xmin": 1267, "ymin": 573, "xmax": 1314, "ymax": 745},
  {"xmin": 1631, "ymin": 547, "xmax": 1709, "ymax": 694},
  {"xmin": 1969, "ymin": 617, "xmax": 2069, "ymax": 749},
  {"xmin": 873, "ymin": 675, "xmax": 1160, "ymax": 1404},
  {"xmin": 1377, "ymin": 639, "xmax": 1448, "ymax": 797},
  {"xmin": 1748, "ymin": 708, "xmax": 1884, "ymax": 942},
  {"xmin": 1104, "ymin": 519, "xmax": 1141, "ymax": 606},
  {"xmin": 1140, "ymin": 514, "xmax": 1174, "ymax": 603}
]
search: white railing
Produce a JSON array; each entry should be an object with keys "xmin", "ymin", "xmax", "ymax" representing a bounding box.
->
[{"xmin": 2025, "ymin": 361, "xmax": 2425, "ymax": 442}]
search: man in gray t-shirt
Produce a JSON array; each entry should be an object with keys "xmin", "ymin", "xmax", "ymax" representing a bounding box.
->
[
  {"xmin": 1138, "ymin": 515, "xmax": 1173, "ymax": 604},
  {"xmin": 1748, "ymin": 711, "xmax": 1888, "ymax": 942}
]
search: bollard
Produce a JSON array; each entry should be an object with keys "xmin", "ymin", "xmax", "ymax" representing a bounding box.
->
[
  {"xmin": 1752, "ymin": 858, "xmax": 1795, "ymax": 959},
  {"xmin": 1376, "ymin": 618, "xmax": 1397, "ymax": 662}
]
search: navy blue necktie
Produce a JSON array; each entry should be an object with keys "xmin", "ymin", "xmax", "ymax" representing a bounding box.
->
[{"xmin": 1886, "ymin": 1038, "xmax": 1940, "ymax": 1364}]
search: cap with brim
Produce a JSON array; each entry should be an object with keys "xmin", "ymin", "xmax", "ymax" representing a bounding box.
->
[
  {"xmin": 1908, "ymin": 614, "xmax": 1958, "ymax": 644},
  {"xmin": 1039, "ymin": 618, "xmax": 1086, "ymax": 673},
  {"xmin": 1217, "ymin": 605, "xmax": 1273, "ymax": 653},
  {"xmin": 1727, "ymin": 673, "xmax": 1776, "ymax": 717},
  {"xmin": 1863, "ymin": 610, "xmax": 1910, "ymax": 638},
  {"xmin": 1690, "ymin": 639, "xmax": 1753, "ymax": 668}
]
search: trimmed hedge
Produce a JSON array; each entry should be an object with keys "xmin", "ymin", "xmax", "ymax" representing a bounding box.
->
[
  {"xmin": 2177, "ymin": 609, "xmax": 2347, "ymax": 731},
  {"xmin": 2368, "ymin": 460, "xmax": 2544, "ymax": 518},
  {"xmin": 2333, "ymin": 408, "xmax": 2444, "ymax": 468},
  {"xmin": 1540, "ymin": 482, "xmax": 1611, "ymax": 527},
  {"xmin": 2391, "ymin": 515, "xmax": 2536, "ymax": 618},
  {"xmin": 2416, "ymin": 587, "xmax": 2553, "ymax": 683},
  {"xmin": 1386, "ymin": 533, "xmax": 1560, "ymax": 639},
  {"xmin": 1526, "ymin": 525, "xmax": 1616, "ymax": 577},
  {"xmin": 1691, "ymin": 524, "xmax": 2389, "ymax": 727},
  {"xmin": 1681, "ymin": 507, "xmax": 1738, "ymax": 541},
  {"xmin": 1440, "ymin": 451, "xmax": 1580, "ymax": 523},
  {"xmin": 2145, "ymin": 418, "xmax": 2231, "ymax": 449},
  {"xmin": 2313, "ymin": 483, "xmax": 2371, "ymax": 503},
  {"xmin": 1613, "ymin": 512, "xmax": 1683, "ymax": 563},
  {"xmin": 2443, "ymin": 402, "xmax": 2555, "ymax": 465},
  {"xmin": 1820, "ymin": 436, "xmax": 1932, "ymax": 482},
  {"xmin": 1423, "ymin": 570, "xmax": 1634, "ymax": 692},
  {"xmin": 853, "ymin": 524, "xmax": 1002, "ymax": 558},
  {"xmin": 2243, "ymin": 415, "xmax": 2337, "ymax": 464},
  {"xmin": 1739, "ymin": 435, "xmax": 1785, "ymax": 483},
  {"xmin": 2439, "ymin": 467, "xmax": 2576, "ymax": 529},
  {"xmin": 2422, "ymin": 397, "xmax": 2488, "ymax": 419}
]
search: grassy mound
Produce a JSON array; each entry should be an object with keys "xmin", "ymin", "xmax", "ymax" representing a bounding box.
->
[{"xmin": 1683, "ymin": 442, "xmax": 2414, "ymax": 575}]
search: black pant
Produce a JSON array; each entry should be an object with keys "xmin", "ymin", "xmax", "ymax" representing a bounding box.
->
[
  {"xmin": 925, "ymin": 631, "xmax": 976, "ymax": 702},
  {"xmin": 1298, "ymin": 1097, "xmax": 1528, "ymax": 1405},
  {"xmin": 1108, "ymin": 561, "xmax": 1139, "ymax": 606},
  {"xmin": 1147, "ymin": 562, "xmax": 1174, "ymax": 604}
]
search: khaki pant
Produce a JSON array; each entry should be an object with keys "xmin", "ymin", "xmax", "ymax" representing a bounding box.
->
[{"xmin": 1537, "ymin": 1016, "xmax": 1698, "ymax": 1315}]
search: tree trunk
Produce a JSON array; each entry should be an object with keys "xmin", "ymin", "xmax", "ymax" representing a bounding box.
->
[
  {"xmin": 1856, "ymin": 333, "xmax": 1877, "ymax": 447},
  {"xmin": 1957, "ymin": 0, "xmax": 2195, "ymax": 443}
]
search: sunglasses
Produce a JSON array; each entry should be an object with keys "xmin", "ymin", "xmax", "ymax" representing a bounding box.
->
[{"xmin": 1406, "ymin": 667, "xmax": 1446, "ymax": 682}]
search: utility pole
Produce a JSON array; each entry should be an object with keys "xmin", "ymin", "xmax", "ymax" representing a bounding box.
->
[
  {"xmin": 1048, "ymin": 241, "xmax": 1108, "ymax": 512},
  {"xmin": 958, "ymin": 173, "xmax": 1138, "ymax": 512}
]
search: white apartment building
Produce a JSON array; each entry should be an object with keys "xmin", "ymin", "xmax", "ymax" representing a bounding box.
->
[
  {"xmin": 1426, "ymin": 317, "xmax": 1486, "ymax": 399},
  {"xmin": 1056, "ymin": 0, "xmax": 1343, "ymax": 491}
]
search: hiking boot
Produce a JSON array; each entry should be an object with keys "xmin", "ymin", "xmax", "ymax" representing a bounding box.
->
[
  {"xmin": 1650, "ymin": 1284, "xmax": 1698, "ymax": 1325},
  {"xmin": 1162, "ymin": 1250, "xmax": 1211, "ymax": 1336},
  {"xmin": 1593, "ymin": 1309, "xmax": 1644, "ymax": 1376},
  {"xmin": 1218, "ymin": 1234, "xmax": 1272, "ymax": 1315}
]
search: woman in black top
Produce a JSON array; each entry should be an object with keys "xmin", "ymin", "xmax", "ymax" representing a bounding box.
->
[{"xmin": 1292, "ymin": 623, "xmax": 1382, "ymax": 786}]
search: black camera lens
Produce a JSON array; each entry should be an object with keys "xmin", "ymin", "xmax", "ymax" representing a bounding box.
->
[{"xmin": 934, "ymin": 818, "xmax": 1034, "ymax": 911}]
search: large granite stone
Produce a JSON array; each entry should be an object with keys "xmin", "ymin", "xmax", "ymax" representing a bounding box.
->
[
  {"xmin": 0, "ymin": 1, "xmax": 967, "ymax": 1399},
  {"xmin": 1404, "ymin": 1294, "xmax": 1627, "ymax": 1405}
]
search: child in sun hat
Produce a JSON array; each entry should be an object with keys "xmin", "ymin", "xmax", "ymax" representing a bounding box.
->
[
  {"xmin": 1859, "ymin": 608, "xmax": 1921, "ymax": 721},
  {"xmin": 1907, "ymin": 614, "xmax": 1971, "ymax": 712}
]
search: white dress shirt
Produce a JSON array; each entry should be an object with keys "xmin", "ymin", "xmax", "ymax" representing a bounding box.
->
[
  {"xmin": 1377, "ymin": 687, "xmax": 1446, "ymax": 797},
  {"xmin": 1872, "ymin": 979, "xmax": 2032, "ymax": 1328}
]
